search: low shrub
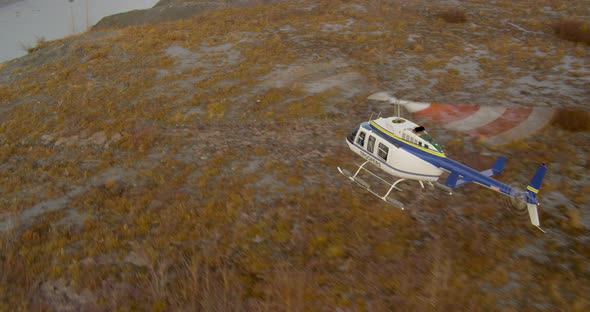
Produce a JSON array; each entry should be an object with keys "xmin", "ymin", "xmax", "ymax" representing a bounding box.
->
[
  {"xmin": 551, "ymin": 109, "xmax": 590, "ymax": 132},
  {"xmin": 436, "ymin": 8, "xmax": 467, "ymax": 24},
  {"xmin": 552, "ymin": 20, "xmax": 590, "ymax": 44}
]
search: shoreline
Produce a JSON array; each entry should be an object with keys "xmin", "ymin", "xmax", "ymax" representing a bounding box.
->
[{"xmin": 0, "ymin": 0, "xmax": 159, "ymax": 62}]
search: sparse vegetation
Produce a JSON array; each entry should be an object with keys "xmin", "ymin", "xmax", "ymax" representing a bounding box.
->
[
  {"xmin": 18, "ymin": 36, "xmax": 48, "ymax": 54},
  {"xmin": 0, "ymin": 0, "xmax": 589, "ymax": 310}
]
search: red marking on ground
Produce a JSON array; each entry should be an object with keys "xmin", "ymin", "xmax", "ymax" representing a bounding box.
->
[
  {"xmin": 415, "ymin": 102, "xmax": 480, "ymax": 123},
  {"xmin": 466, "ymin": 107, "xmax": 533, "ymax": 137}
]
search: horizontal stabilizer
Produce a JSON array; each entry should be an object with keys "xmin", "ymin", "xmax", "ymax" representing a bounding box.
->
[
  {"xmin": 479, "ymin": 156, "xmax": 507, "ymax": 177},
  {"xmin": 445, "ymin": 172, "xmax": 459, "ymax": 189}
]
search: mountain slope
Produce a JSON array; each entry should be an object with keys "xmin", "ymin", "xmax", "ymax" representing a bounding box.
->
[{"xmin": 1, "ymin": 0, "xmax": 589, "ymax": 310}]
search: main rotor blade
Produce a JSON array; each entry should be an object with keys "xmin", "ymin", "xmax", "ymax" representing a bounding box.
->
[
  {"xmin": 367, "ymin": 92, "xmax": 396, "ymax": 103},
  {"xmin": 410, "ymin": 102, "xmax": 554, "ymax": 146},
  {"xmin": 367, "ymin": 92, "xmax": 556, "ymax": 146}
]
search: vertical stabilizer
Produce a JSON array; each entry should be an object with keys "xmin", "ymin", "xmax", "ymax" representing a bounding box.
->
[{"xmin": 526, "ymin": 163, "xmax": 547, "ymax": 202}]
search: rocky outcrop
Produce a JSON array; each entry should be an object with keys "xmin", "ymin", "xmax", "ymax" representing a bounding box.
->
[
  {"xmin": 93, "ymin": 1, "xmax": 226, "ymax": 30},
  {"xmin": 93, "ymin": 0, "xmax": 286, "ymax": 30}
]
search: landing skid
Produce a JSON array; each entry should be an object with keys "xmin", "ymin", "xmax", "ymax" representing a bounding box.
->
[{"xmin": 338, "ymin": 160, "xmax": 409, "ymax": 209}]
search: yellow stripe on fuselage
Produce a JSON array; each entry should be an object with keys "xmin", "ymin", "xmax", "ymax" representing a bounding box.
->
[
  {"xmin": 370, "ymin": 121, "xmax": 446, "ymax": 158},
  {"xmin": 527, "ymin": 185, "xmax": 539, "ymax": 194}
]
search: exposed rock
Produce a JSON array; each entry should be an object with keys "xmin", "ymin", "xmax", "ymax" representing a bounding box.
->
[
  {"xmin": 93, "ymin": 0, "xmax": 288, "ymax": 30},
  {"xmin": 38, "ymin": 279, "xmax": 97, "ymax": 311},
  {"xmin": 40, "ymin": 134, "xmax": 54, "ymax": 145},
  {"xmin": 54, "ymin": 135, "xmax": 79, "ymax": 147},
  {"xmin": 124, "ymin": 250, "xmax": 151, "ymax": 267},
  {"xmin": 85, "ymin": 131, "xmax": 107, "ymax": 146}
]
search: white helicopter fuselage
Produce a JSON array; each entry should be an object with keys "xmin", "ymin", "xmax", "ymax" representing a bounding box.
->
[
  {"xmin": 345, "ymin": 117, "xmax": 444, "ymax": 182},
  {"xmin": 340, "ymin": 94, "xmax": 548, "ymax": 230}
]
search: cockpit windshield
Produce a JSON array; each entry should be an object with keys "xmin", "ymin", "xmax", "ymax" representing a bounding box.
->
[
  {"xmin": 348, "ymin": 126, "xmax": 360, "ymax": 143},
  {"xmin": 411, "ymin": 126, "xmax": 443, "ymax": 152},
  {"xmin": 418, "ymin": 132, "xmax": 443, "ymax": 152}
]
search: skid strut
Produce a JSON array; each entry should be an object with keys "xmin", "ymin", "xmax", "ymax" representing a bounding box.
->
[
  {"xmin": 338, "ymin": 162, "xmax": 406, "ymax": 209},
  {"xmin": 352, "ymin": 160, "xmax": 369, "ymax": 178}
]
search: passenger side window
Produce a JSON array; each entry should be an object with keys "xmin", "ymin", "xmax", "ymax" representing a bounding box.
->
[
  {"xmin": 378, "ymin": 143, "xmax": 389, "ymax": 161},
  {"xmin": 367, "ymin": 136, "xmax": 376, "ymax": 153},
  {"xmin": 356, "ymin": 131, "xmax": 366, "ymax": 147}
]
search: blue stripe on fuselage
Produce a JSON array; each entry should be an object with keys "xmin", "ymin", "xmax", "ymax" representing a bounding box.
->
[
  {"xmin": 348, "ymin": 136, "xmax": 440, "ymax": 178},
  {"xmin": 368, "ymin": 122, "xmax": 527, "ymax": 201}
]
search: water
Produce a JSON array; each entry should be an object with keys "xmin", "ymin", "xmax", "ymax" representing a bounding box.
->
[{"xmin": 0, "ymin": 0, "xmax": 159, "ymax": 62}]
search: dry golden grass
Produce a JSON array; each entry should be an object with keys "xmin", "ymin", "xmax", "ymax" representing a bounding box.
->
[{"xmin": 0, "ymin": 0, "xmax": 589, "ymax": 310}]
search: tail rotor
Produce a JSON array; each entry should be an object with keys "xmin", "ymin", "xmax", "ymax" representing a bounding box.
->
[
  {"xmin": 500, "ymin": 162, "xmax": 547, "ymax": 232},
  {"xmin": 501, "ymin": 186, "xmax": 528, "ymax": 219}
]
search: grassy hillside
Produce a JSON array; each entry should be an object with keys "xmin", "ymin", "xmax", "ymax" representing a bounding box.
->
[{"xmin": 1, "ymin": 0, "xmax": 589, "ymax": 310}]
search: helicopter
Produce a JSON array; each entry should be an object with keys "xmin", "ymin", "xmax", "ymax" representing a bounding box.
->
[{"xmin": 338, "ymin": 92, "xmax": 548, "ymax": 232}]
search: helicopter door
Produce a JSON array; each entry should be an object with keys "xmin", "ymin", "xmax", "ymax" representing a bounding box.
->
[
  {"xmin": 356, "ymin": 131, "xmax": 366, "ymax": 147},
  {"xmin": 367, "ymin": 135, "xmax": 376, "ymax": 153}
]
